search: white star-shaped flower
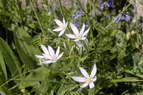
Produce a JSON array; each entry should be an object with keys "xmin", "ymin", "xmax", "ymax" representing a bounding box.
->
[
  {"xmin": 36, "ymin": 45, "xmax": 63, "ymax": 64},
  {"xmin": 53, "ymin": 18, "xmax": 68, "ymax": 36},
  {"xmin": 66, "ymin": 23, "xmax": 90, "ymax": 41},
  {"xmin": 72, "ymin": 64, "xmax": 97, "ymax": 89}
]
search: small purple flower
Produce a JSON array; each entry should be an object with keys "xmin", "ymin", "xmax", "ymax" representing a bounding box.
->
[
  {"xmin": 100, "ymin": 0, "xmax": 115, "ymax": 9},
  {"xmin": 72, "ymin": 9, "xmax": 84, "ymax": 19},
  {"xmin": 108, "ymin": 0, "xmax": 114, "ymax": 7},
  {"xmin": 113, "ymin": 14, "xmax": 130, "ymax": 23},
  {"xmin": 73, "ymin": 21, "xmax": 83, "ymax": 27}
]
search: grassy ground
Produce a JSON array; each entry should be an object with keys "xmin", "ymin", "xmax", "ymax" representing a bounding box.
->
[{"xmin": 0, "ymin": 0, "xmax": 143, "ymax": 95}]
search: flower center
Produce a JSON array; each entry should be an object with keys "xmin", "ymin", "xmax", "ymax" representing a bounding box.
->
[
  {"xmin": 51, "ymin": 56, "xmax": 57, "ymax": 61},
  {"xmin": 85, "ymin": 77, "xmax": 93, "ymax": 83},
  {"xmin": 76, "ymin": 34, "xmax": 81, "ymax": 38},
  {"xmin": 63, "ymin": 24, "xmax": 67, "ymax": 29}
]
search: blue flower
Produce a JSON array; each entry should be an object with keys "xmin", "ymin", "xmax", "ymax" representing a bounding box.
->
[
  {"xmin": 100, "ymin": 0, "xmax": 115, "ymax": 9},
  {"xmin": 72, "ymin": 9, "xmax": 84, "ymax": 19},
  {"xmin": 108, "ymin": 0, "xmax": 114, "ymax": 7},
  {"xmin": 113, "ymin": 14, "xmax": 130, "ymax": 23},
  {"xmin": 73, "ymin": 21, "xmax": 83, "ymax": 27}
]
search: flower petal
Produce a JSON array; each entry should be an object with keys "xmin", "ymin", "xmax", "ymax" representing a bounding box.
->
[
  {"xmin": 81, "ymin": 37, "xmax": 86, "ymax": 41},
  {"xmin": 79, "ymin": 67, "xmax": 89, "ymax": 78},
  {"xmin": 48, "ymin": 46, "xmax": 55, "ymax": 56},
  {"xmin": 56, "ymin": 47, "xmax": 60, "ymax": 56},
  {"xmin": 54, "ymin": 19, "xmax": 63, "ymax": 26},
  {"xmin": 53, "ymin": 27, "xmax": 63, "ymax": 32},
  {"xmin": 72, "ymin": 76, "xmax": 86, "ymax": 82},
  {"xmin": 35, "ymin": 55, "xmax": 44, "ymax": 59},
  {"xmin": 57, "ymin": 52, "xmax": 63, "ymax": 59},
  {"xmin": 70, "ymin": 23, "xmax": 79, "ymax": 35},
  {"xmin": 93, "ymin": 77, "xmax": 97, "ymax": 82},
  {"xmin": 89, "ymin": 82, "xmax": 95, "ymax": 89},
  {"xmin": 40, "ymin": 45, "xmax": 49, "ymax": 54},
  {"xmin": 58, "ymin": 29, "xmax": 65, "ymax": 36},
  {"xmin": 80, "ymin": 24, "xmax": 85, "ymax": 35},
  {"xmin": 63, "ymin": 18, "xmax": 66, "ymax": 24},
  {"xmin": 113, "ymin": 14, "xmax": 122, "ymax": 23},
  {"xmin": 43, "ymin": 54, "xmax": 52, "ymax": 59},
  {"xmin": 74, "ymin": 39, "xmax": 80, "ymax": 42},
  {"xmin": 83, "ymin": 28, "xmax": 90, "ymax": 37},
  {"xmin": 80, "ymin": 83, "xmax": 89, "ymax": 88},
  {"xmin": 41, "ymin": 60, "xmax": 54, "ymax": 64},
  {"xmin": 65, "ymin": 22, "xmax": 68, "ymax": 27},
  {"xmin": 66, "ymin": 34, "xmax": 76, "ymax": 39},
  {"xmin": 100, "ymin": 2, "xmax": 110, "ymax": 9},
  {"xmin": 90, "ymin": 64, "xmax": 97, "ymax": 77}
]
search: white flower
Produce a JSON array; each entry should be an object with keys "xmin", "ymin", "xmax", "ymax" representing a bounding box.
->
[
  {"xmin": 36, "ymin": 45, "xmax": 63, "ymax": 64},
  {"xmin": 72, "ymin": 64, "xmax": 97, "ymax": 89},
  {"xmin": 66, "ymin": 23, "xmax": 90, "ymax": 41},
  {"xmin": 53, "ymin": 18, "xmax": 68, "ymax": 36}
]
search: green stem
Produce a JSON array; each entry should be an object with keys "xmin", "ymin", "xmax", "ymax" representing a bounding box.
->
[{"xmin": 30, "ymin": 0, "xmax": 44, "ymax": 33}]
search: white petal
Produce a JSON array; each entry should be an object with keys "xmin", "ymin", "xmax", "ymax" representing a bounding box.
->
[
  {"xmin": 93, "ymin": 77, "xmax": 97, "ymax": 82},
  {"xmin": 70, "ymin": 23, "xmax": 79, "ymax": 35},
  {"xmin": 90, "ymin": 64, "xmax": 97, "ymax": 78},
  {"xmin": 40, "ymin": 45, "xmax": 49, "ymax": 54},
  {"xmin": 72, "ymin": 76, "xmax": 86, "ymax": 82},
  {"xmin": 66, "ymin": 34, "xmax": 76, "ymax": 39},
  {"xmin": 79, "ymin": 67, "xmax": 89, "ymax": 78},
  {"xmin": 57, "ymin": 52, "xmax": 63, "ymax": 59},
  {"xmin": 74, "ymin": 39, "xmax": 80, "ymax": 42},
  {"xmin": 63, "ymin": 18, "xmax": 66, "ymax": 24},
  {"xmin": 43, "ymin": 54, "xmax": 52, "ymax": 59},
  {"xmin": 48, "ymin": 46, "xmax": 55, "ymax": 56},
  {"xmin": 80, "ymin": 24, "xmax": 85, "ymax": 35},
  {"xmin": 65, "ymin": 22, "xmax": 68, "ymax": 27},
  {"xmin": 41, "ymin": 60, "xmax": 54, "ymax": 64},
  {"xmin": 53, "ymin": 27, "xmax": 63, "ymax": 32},
  {"xmin": 80, "ymin": 37, "xmax": 86, "ymax": 41},
  {"xmin": 54, "ymin": 19, "xmax": 63, "ymax": 26},
  {"xmin": 56, "ymin": 47, "xmax": 60, "ymax": 56},
  {"xmin": 58, "ymin": 29, "xmax": 65, "ymax": 36},
  {"xmin": 83, "ymin": 28, "xmax": 90, "ymax": 37},
  {"xmin": 80, "ymin": 83, "xmax": 89, "ymax": 88},
  {"xmin": 89, "ymin": 82, "xmax": 95, "ymax": 89},
  {"xmin": 35, "ymin": 55, "xmax": 44, "ymax": 59}
]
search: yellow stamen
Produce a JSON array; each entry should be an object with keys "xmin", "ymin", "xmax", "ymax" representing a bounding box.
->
[
  {"xmin": 85, "ymin": 77, "xmax": 93, "ymax": 83},
  {"xmin": 76, "ymin": 34, "xmax": 81, "ymax": 38}
]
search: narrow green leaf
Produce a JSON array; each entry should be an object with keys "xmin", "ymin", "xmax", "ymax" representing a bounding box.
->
[
  {"xmin": 0, "ymin": 38, "xmax": 21, "ymax": 76},
  {"xmin": 0, "ymin": 51, "xmax": 7, "ymax": 80},
  {"xmin": 13, "ymin": 27, "xmax": 40, "ymax": 70},
  {"xmin": 19, "ymin": 67, "xmax": 49, "ymax": 89},
  {"xmin": 111, "ymin": 77, "xmax": 143, "ymax": 83}
]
